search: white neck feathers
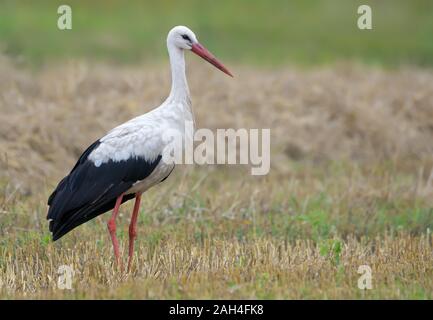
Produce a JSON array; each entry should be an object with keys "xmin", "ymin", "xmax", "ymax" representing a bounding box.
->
[{"xmin": 167, "ymin": 43, "xmax": 190, "ymax": 102}]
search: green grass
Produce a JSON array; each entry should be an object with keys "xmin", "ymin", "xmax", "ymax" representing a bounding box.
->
[{"xmin": 0, "ymin": 0, "xmax": 432, "ymax": 67}]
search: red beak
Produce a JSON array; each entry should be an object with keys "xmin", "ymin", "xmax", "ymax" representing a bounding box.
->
[{"xmin": 191, "ymin": 43, "xmax": 233, "ymax": 77}]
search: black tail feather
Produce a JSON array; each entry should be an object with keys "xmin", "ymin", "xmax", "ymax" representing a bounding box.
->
[{"xmin": 50, "ymin": 193, "xmax": 134, "ymax": 241}]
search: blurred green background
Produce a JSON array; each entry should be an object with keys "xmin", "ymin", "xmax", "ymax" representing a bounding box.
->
[{"xmin": 0, "ymin": 0, "xmax": 432, "ymax": 67}]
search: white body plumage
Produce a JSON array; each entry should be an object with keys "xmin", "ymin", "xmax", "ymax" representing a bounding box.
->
[{"xmin": 89, "ymin": 98, "xmax": 194, "ymax": 194}]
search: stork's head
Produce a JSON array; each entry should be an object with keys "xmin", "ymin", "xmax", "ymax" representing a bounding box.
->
[{"xmin": 167, "ymin": 25, "xmax": 233, "ymax": 77}]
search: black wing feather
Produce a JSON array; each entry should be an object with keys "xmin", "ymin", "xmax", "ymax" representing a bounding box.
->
[{"xmin": 47, "ymin": 139, "xmax": 161, "ymax": 241}]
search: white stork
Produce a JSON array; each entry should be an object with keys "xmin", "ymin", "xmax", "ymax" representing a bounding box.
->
[{"xmin": 47, "ymin": 26, "xmax": 233, "ymax": 270}]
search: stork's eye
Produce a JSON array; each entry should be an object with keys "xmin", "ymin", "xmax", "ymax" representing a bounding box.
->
[{"xmin": 182, "ymin": 34, "xmax": 191, "ymax": 42}]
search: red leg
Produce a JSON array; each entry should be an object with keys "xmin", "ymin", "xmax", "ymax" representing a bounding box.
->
[
  {"xmin": 107, "ymin": 194, "xmax": 123, "ymax": 267},
  {"xmin": 128, "ymin": 193, "xmax": 142, "ymax": 271}
]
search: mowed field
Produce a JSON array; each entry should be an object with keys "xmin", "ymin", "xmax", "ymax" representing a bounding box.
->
[{"xmin": 1, "ymin": 56, "xmax": 433, "ymax": 299}]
